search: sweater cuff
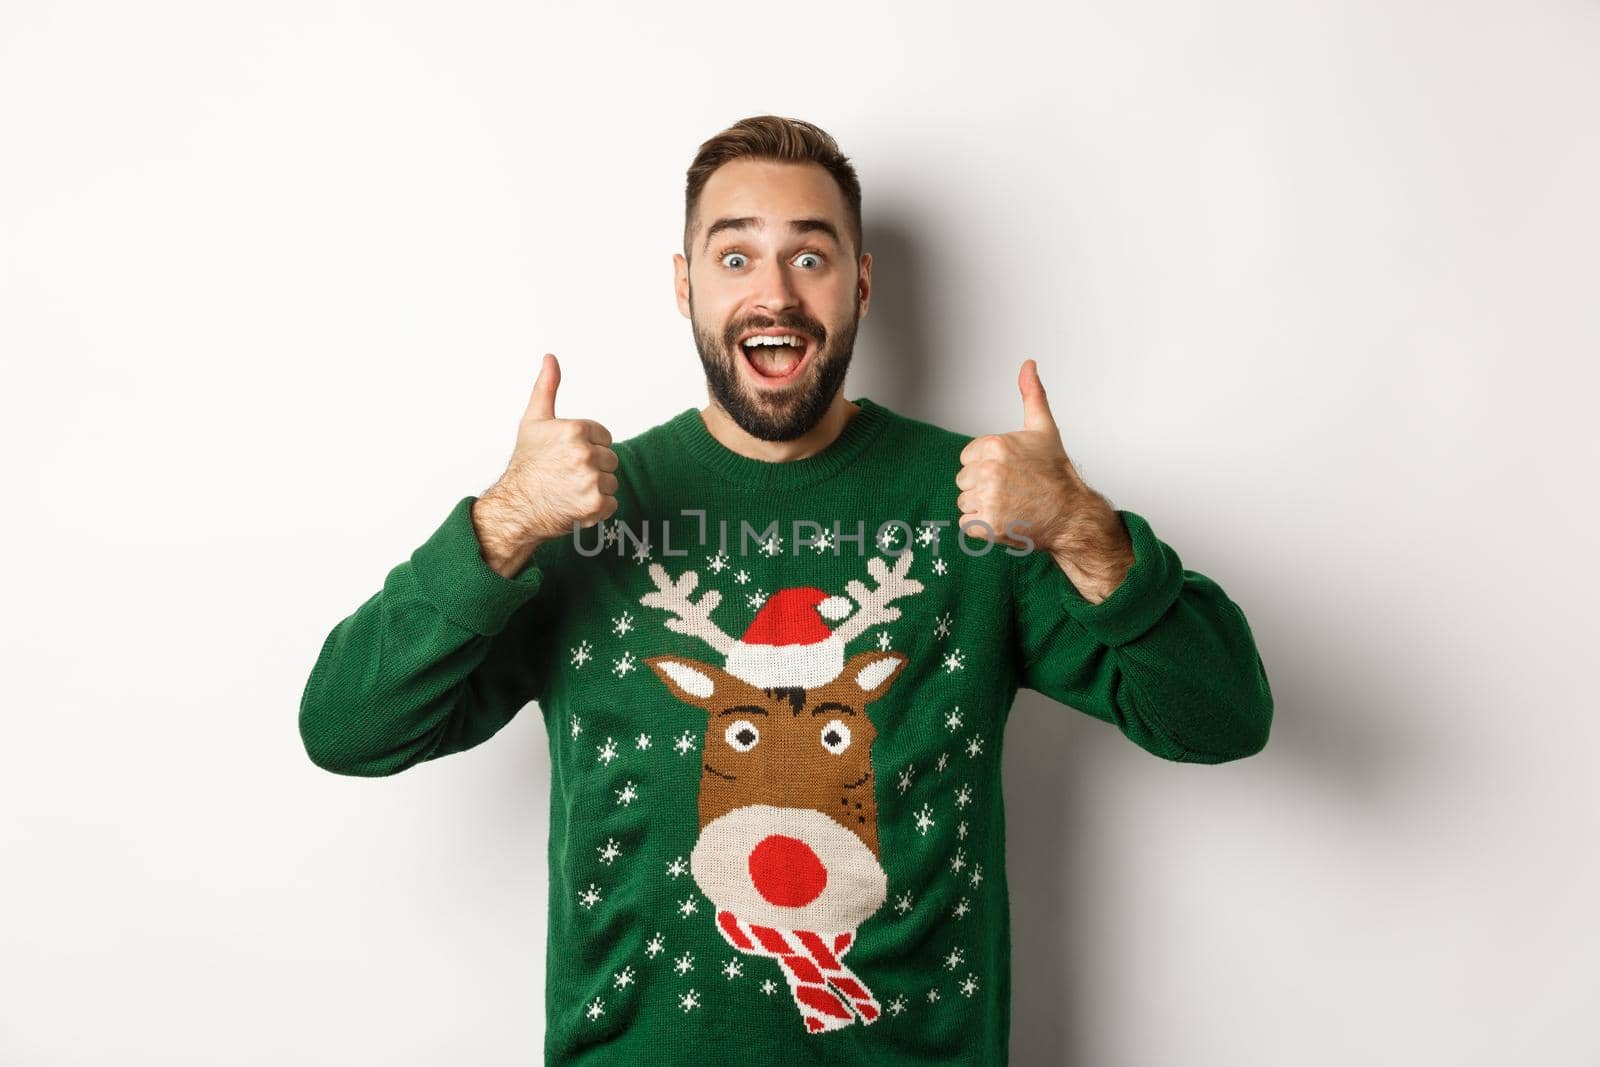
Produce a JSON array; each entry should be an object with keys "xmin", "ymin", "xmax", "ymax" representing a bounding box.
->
[
  {"xmin": 1056, "ymin": 510, "xmax": 1184, "ymax": 647},
  {"xmin": 410, "ymin": 495, "xmax": 544, "ymax": 636}
]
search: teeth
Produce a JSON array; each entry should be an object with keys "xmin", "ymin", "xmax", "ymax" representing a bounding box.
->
[{"xmin": 742, "ymin": 335, "xmax": 803, "ymax": 347}]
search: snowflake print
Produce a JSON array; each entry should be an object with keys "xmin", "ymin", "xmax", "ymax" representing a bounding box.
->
[
  {"xmin": 877, "ymin": 526, "xmax": 902, "ymax": 551},
  {"xmin": 876, "ymin": 629, "xmax": 893, "ymax": 651},
  {"xmin": 813, "ymin": 529, "xmax": 835, "ymax": 553},
  {"xmin": 969, "ymin": 864, "xmax": 984, "ymax": 889},
  {"xmin": 635, "ymin": 732, "xmax": 652, "ymax": 751},
  {"xmin": 759, "ymin": 534, "xmax": 782, "ymax": 557},
  {"xmin": 569, "ymin": 714, "xmax": 582, "ymax": 740},
  {"xmin": 887, "ymin": 994, "xmax": 909, "ymax": 1016},
  {"xmin": 966, "ymin": 735, "xmax": 984, "ymax": 758},
  {"xmin": 679, "ymin": 989, "xmax": 701, "ymax": 1012},
  {"xmin": 734, "ymin": 568, "xmax": 751, "ymax": 585},
  {"xmin": 597, "ymin": 838, "xmax": 621, "ymax": 865},
  {"xmin": 954, "ymin": 783, "xmax": 973, "ymax": 809},
  {"xmin": 897, "ymin": 764, "xmax": 915, "ymax": 795},
  {"xmin": 677, "ymin": 897, "xmax": 699, "ymax": 918},
  {"xmin": 952, "ymin": 897, "xmax": 971, "ymax": 920},
  {"xmin": 721, "ymin": 958, "xmax": 743, "ymax": 980},
  {"xmin": 933, "ymin": 610, "xmax": 952, "ymax": 639},
  {"xmin": 760, "ymin": 978, "xmax": 778, "ymax": 996},
  {"xmin": 950, "ymin": 848, "xmax": 968, "ymax": 875},
  {"xmin": 578, "ymin": 883, "xmax": 603, "ymax": 910},
  {"xmin": 613, "ymin": 965, "xmax": 635, "ymax": 989},
  {"xmin": 674, "ymin": 951, "xmax": 695, "ymax": 975},
  {"xmin": 585, "ymin": 996, "xmax": 605, "ymax": 1020},
  {"xmin": 632, "ymin": 540, "xmax": 651, "ymax": 563},
  {"xmin": 945, "ymin": 706, "xmax": 964, "ymax": 731},
  {"xmin": 941, "ymin": 648, "xmax": 966, "ymax": 673},
  {"xmin": 611, "ymin": 611, "xmax": 634, "ymax": 636},
  {"xmin": 746, "ymin": 588, "xmax": 767, "ymax": 610},
  {"xmin": 957, "ymin": 820, "xmax": 969, "ymax": 841},
  {"xmin": 914, "ymin": 803, "xmax": 936, "ymax": 835},
  {"xmin": 894, "ymin": 891, "xmax": 913, "ymax": 914},
  {"xmin": 932, "ymin": 557, "xmax": 949, "ymax": 576},
  {"xmin": 597, "ymin": 736, "xmax": 619, "ymax": 765},
  {"xmin": 570, "ymin": 641, "xmax": 592, "ymax": 669},
  {"xmin": 916, "ymin": 523, "xmax": 941, "ymax": 547},
  {"xmin": 673, "ymin": 730, "xmax": 697, "ymax": 756},
  {"xmin": 959, "ymin": 974, "xmax": 980, "ymax": 998},
  {"xmin": 645, "ymin": 932, "xmax": 665, "ymax": 958},
  {"xmin": 612, "ymin": 651, "xmax": 637, "ymax": 678},
  {"xmin": 936, "ymin": 752, "xmax": 949, "ymax": 773},
  {"xmin": 600, "ymin": 524, "xmax": 619, "ymax": 548},
  {"xmin": 927, "ymin": 988, "xmax": 941, "ymax": 1004},
  {"xmin": 942, "ymin": 946, "xmax": 966, "ymax": 970},
  {"xmin": 707, "ymin": 551, "xmax": 730, "ymax": 574},
  {"xmin": 666, "ymin": 855, "xmax": 689, "ymax": 878},
  {"xmin": 615, "ymin": 780, "xmax": 639, "ymax": 806}
]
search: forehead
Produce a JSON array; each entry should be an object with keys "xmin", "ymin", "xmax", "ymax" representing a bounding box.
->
[{"xmin": 696, "ymin": 159, "xmax": 849, "ymax": 240}]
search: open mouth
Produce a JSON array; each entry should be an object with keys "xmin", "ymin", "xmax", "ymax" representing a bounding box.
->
[{"xmin": 737, "ymin": 330, "xmax": 815, "ymax": 388}]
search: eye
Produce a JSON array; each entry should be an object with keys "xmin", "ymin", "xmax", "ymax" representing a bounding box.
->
[
  {"xmin": 725, "ymin": 719, "xmax": 760, "ymax": 752},
  {"xmin": 794, "ymin": 252, "xmax": 823, "ymax": 269},
  {"xmin": 819, "ymin": 719, "xmax": 852, "ymax": 755},
  {"xmin": 720, "ymin": 251, "xmax": 748, "ymax": 269}
]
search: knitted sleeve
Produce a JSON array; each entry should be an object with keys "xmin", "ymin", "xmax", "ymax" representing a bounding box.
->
[
  {"xmin": 1008, "ymin": 509, "xmax": 1273, "ymax": 763},
  {"xmin": 298, "ymin": 495, "xmax": 556, "ymax": 777}
]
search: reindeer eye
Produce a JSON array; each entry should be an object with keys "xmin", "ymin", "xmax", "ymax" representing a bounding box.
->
[
  {"xmin": 820, "ymin": 719, "xmax": 852, "ymax": 755},
  {"xmin": 724, "ymin": 719, "xmax": 760, "ymax": 752}
]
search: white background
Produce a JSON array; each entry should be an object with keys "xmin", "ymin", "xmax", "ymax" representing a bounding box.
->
[{"xmin": 4, "ymin": 2, "xmax": 1597, "ymax": 1064}]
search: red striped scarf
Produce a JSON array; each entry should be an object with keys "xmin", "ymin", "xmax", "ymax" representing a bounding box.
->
[{"xmin": 716, "ymin": 909, "xmax": 881, "ymax": 1033}]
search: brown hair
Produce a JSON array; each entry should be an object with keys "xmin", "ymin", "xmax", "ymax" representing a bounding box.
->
[{"xmin": 683, "ymin": 115, "xmax": 863, "ymax": 262}]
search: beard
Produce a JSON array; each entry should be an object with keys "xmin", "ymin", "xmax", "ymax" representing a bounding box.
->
[{"xmin": 691, "ymin": 292, "xmax": 858, "ymax": 443}]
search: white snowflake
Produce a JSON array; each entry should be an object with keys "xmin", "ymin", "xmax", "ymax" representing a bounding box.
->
[
  {"xmin": 721, "ymin": 958, "xmax": 743, "ymax": 980},
  {"xmin": 952, "ymin": 897, "xmax": 971, "ymax": 920},
  {"xmin": 759, "ymin": 534, "xmax": 782, "ymax": 557},
  {"xmin": 734, "ymin": 568, "xmax": 751, "ymax": 585},
  {"xmin": 969, "ymin": 864, "xmax": 984, "ymax": 889},
  {"xmin": 950, "ymin": 848, "xmax": 968, "ymax": 875},
  {"xmin": 746, "ymin": 588, "xmax": 768, "ymax": 610},
  {"xmin": 936, "ymin": 752, "xmax": 949, "ymax": 773},
  {"xmin": 585, "ymin": 996, "xmax": 605, "ymax": 1020},
  {"xmin": 613, "ymin": 965, "xmax": 635, "ymax": 989},
  {"xmin": 876, "ymin": 629, "xmax": 892, "ymax": 651},
  {"xmin": 954, "ymin": 783, "xmax": 973, "ymax": 809},
  {"xmin": 678, "ymin": 988, "xmax": 701, "ymax": 1012},
  {"xmin": 916, "ymin": 524, "xmax": 941, "ymax": 547},
  {"xmin": 635, "ymin": 732, "xmax": 652, "ymax": 751},
  {"xmin": 673, "ymin": 730, "xmax": 697, "ymax": 756},
  {"xmin": 615, "ymin": 780, "xmax": 639, "ymax": 806},
  {"xmin": 600, "ymin": 524, "xmax": 619, "ymax": 548},
  {"xmin": 957, "ymin": 820, "xmax": 969, "ymax": 841},
  {"xmin": 941, "ymin": 648, "xmax": 965, "ymax": 673},
  {"xmin": 674, "ymin": 951, "xmax": 695, "ymax": 975},
  {"xmin": 597, "ymin": 736, "xmax": 619, "ymax": 765},
  {"xmin": 959, "ymin": 973, "xmax": 980, "ymax": 998},
  {"xmin": 645, "ymin": 932, "xmax": 665, "ymax": 958},
  {"xmin": 927, "ymin": 988, "xmax": 941, "ymax": 1004},
  {"xmin": 677, "ymin": 897, "xmax": 699, "ymax": 918},
  {"xmin": 896, "ymin": 764, "xmax": 915, "ymax": 795},
  {"xmin": 933, "ymin": 611, "xmax": 952, "ymax": 639},
  {"xmin": 612, "ymin": 651, "xmax": 637, "ymax": 678},
  {"xmin": 932, "ymin": 557, "xmax": 949, "ymax": 576},
  {"xmin": 914, "ymin": 803, "xmax": 936, "ymax": 835},
  {"xmin": 578, "ymin": 883, "xmax": 603, "ymax": 909},
  {"xmin": 666, "ymin": 855, "xmax": 688, "ymax": 878},
  {"xmin": 569, "ymin": 714, "xmax": 582, "ymax": 740},
  {"xmin": 812, "ymin": 529, "xmax": 835, "ymax": 553},
  {"xmin": 632, "ymin": 540, "xmax": 651, "ymax": 563},
  {"xmin": 877, "ymin": 527, "xmax": 902, "ymax": 550},
  {"xmin": 966, "ymin": 735, "xmax": 984, "ymax": 758},
  {"xmin": 944, "ymin": 707, "xmax": 964, "ymax": 731},
  {"xmin": 707, "ymin": 551, "xmax": 730, "ymax": 574},
  {"xmin": 760, "ymin": 978, "xmax": 778, "ymax": 996},
  {"xmin": 611, "ymin": 611, "xmax": 634, "ymax": 636},
  {"xmin": 943, "ymin": 946, "xmax": 966, "ymax": 970},
  {"xmin": 894, "ymin": 891, "xmax": 913, "ymax": 914},
  {"xmin": 570, "ymin": 641, "xmax": 592, "ymax": 668},
  {"xmin": 887, "ymin": 994, "xmax": 909, "ymax": 1016},
  {"xmin": 597, "ymin": 838, "xmax": 621, "ymax": 865}
]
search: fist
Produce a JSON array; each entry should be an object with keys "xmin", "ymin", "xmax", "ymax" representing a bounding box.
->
[
  {"xmin": 955, "ymin": 359, "xmax": 1099, "ymax": 553},
  {"xmin": 489, "ymin": 353, "xmax": 619, "ymax": 544}
]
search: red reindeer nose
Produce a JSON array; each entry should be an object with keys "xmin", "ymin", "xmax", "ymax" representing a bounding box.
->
[{"xmin": 748, "ymin": 834, "xmax": 828, "ymax": 907}]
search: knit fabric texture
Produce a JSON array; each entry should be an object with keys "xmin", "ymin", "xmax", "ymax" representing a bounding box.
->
[{"xmin": 299, "ymin": 395, "xmax": 1273, "ymax": 1065}]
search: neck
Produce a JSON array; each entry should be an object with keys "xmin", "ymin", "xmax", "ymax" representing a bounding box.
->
[{"xmin": 699, "ymin": 392, "xmax": 859, "ymax": 462}]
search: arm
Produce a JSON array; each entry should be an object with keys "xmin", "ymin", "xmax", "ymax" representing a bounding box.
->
[
  {"xmin": 1009, "ymin": 509, "xmax": 1273, "ymax": 764},
  {"xmin": 298, "ymin": 495, "xmax": 559, "ymax": 777}
]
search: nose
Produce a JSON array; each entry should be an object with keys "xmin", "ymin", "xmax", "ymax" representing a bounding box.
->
[
  {"xmin": 747, "ymin": 833, "xmax": 828, "ymax": 907},
  {"xmin": 751, "ymin": 257, "xmax": 799, "ymax": 316}
]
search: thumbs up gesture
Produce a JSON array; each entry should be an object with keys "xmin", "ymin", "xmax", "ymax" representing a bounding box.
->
[
  {"xmin": 473, "ymin": 354, "xmax": 619, "ymax": 576},
  {"xmin": 955, "ymin": 360, "xmax": 1133, "ymax": 603}
]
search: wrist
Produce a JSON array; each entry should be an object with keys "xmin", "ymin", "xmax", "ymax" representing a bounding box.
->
[{"xmin": 472, "ymin": 489, "xmax": 547, "ymax": 579}]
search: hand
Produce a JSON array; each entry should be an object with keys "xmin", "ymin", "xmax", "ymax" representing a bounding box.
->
[
  {"xmin": 955, "ymin": 359, "xmax": 1133, "ymax": 602},
  {"xmin": 476, "ymin": 354, "xmax": 619, "ymax": 564}
]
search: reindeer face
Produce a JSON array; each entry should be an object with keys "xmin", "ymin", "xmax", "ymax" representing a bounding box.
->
[{"xmin": 643, "ymin": 649, "xmax": 906, "ymax": 931}]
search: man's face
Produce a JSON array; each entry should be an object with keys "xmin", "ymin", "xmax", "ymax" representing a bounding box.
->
[{"xmin": 675, "ymin": 159, "xmax": 872, "ymax": 442}]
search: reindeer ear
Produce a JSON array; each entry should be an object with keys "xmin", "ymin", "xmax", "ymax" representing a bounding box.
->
[
  {"xmin": 842, "ymin": 650, "xmax": 907, "ymax": 702},
  {"xmin": 642, "ymin": 655, "xmax": 723, "ymax": 710}
]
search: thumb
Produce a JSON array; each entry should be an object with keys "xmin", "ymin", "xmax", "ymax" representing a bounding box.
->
[
  {"xmin": 1019, "ymin": 359, "xmax": 1057, "ymax": 434},
  {"xmin": 526, "ymin": 353, "xmax": 561, "ymax": 421}
]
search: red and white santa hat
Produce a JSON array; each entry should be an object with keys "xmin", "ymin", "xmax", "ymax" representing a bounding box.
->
[{"xmin": 724, "ymin": 586, "xmax": 854, "ymax": 690}]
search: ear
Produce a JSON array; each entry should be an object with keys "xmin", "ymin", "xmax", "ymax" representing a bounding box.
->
[
  {"xmin": 673, "ymin": 253, "xmax": 691, "ymax": 319},
  {"xmin": 856, "ymin": 251, "xmax": 872, "ymax": 321},
  {"xmin": 643, "ymin": 655, "xmax": 749, "ymax": 713},
  {"xmin": 840, "ymin": 649, "xmax": 905, "ymax": 703}
]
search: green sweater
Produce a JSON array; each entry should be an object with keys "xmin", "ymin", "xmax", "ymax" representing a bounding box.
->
[{"xmin": 299, "ymin": 396, "xmax": 1272, "ymax": 1065}]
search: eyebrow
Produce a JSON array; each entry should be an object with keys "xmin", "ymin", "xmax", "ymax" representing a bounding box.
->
[{"xmin": 702, "ymin": 216, "xmax": 842, "ymax": 254}]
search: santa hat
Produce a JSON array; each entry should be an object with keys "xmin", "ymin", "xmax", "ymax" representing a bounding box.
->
[{"xmin": 724, "ymin": 586, "xmax": 854, "ymax": 690}]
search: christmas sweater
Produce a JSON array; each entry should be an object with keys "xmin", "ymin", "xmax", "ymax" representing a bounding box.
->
[{"xmin": 299, "ymin": 395, "xmax": 1273, "ymax": 1065}]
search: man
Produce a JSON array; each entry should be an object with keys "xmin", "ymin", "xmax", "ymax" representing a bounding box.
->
[{"xmin": 300, "ymin": 114, "xmax": 1272, "ymax": 1065}]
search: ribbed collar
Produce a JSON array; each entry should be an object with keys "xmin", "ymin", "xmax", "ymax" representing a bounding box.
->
[{"xmin": 668, "ymin": 397, "xmax": 892, "ymax": 491}]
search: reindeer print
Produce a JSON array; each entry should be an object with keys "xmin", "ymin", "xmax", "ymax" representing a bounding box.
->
[{"xmin": 637, "ymin": 551, "xmax": 925, "ymax": 1034}]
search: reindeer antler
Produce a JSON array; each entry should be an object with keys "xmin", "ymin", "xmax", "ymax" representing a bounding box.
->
[
  {"xmin": 639, "ymin": 564, "xmax": 737, "ymax": 656},
  {"xmin": 833, "ymin": 550, "xmax": 925, "ymax": 645}
]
